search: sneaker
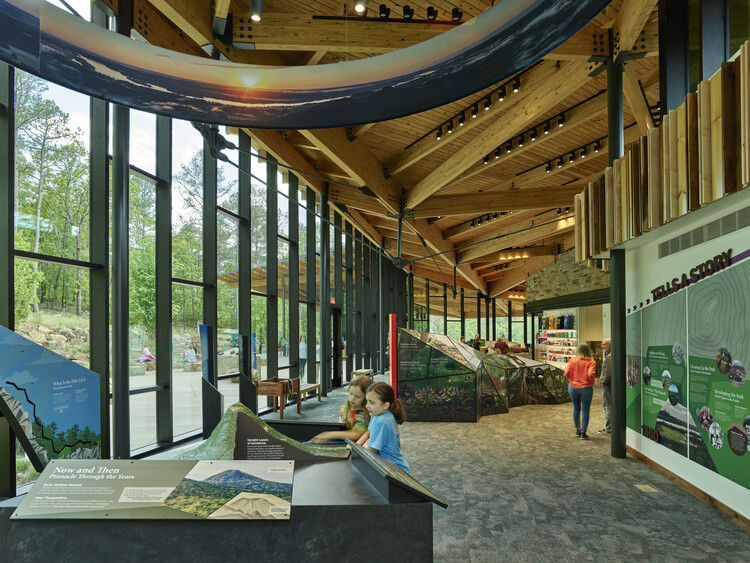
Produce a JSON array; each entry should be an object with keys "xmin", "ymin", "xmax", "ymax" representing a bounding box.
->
[
  {"xmin": 597, "ymin": 428, "xmax": 608, "ymax": 435},
  {"xmin": 575, "ymin": 429, "xmax": 581, "ymax": 437},
  {"xmin": 580, "ymin": 432, "xmax": 590, "ymax": 440}
]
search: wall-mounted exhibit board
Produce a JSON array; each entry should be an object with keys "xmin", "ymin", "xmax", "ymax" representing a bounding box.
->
[
  {"xmin": 624, "ymin": 190, "xmax": 750, "ymax": 519},
  {"xmin": 0, "ymin": 326, "xmax": 101, "ymax": 471},
  {"xmin": 0, "ymin": 458, "xmax": 432, "ymax": 560}
]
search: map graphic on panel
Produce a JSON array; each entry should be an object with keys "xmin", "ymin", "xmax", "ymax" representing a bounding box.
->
[
  {"xmin": 642, "ymin": 293, "xmax": 690, "ymax": 457},
  {"xmin": 0, "ymin": 326, "xmax": 101, "ymax": 471},
  {"xmin": 626, "ymin": 311, "xmax": 642, "ymax": 431},
  {"xmin": 687, "ymin": 260, "xmax": 750, "ymax": 484}
]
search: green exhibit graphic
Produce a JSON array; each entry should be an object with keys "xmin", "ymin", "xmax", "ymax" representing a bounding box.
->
[
  {"xmin": 625, "ymin": 311, "xmax": 642, "ymax": 431},
  {"xmin": 641, "ymin": 293, "xmax": 690, "ymax": 457},
  {"xmin": 12, "ymin": 459, "xmax": 294, "ymax": 520},
  {"xmin": 0, "ymin": 325, "xmax": 101, "ymax": 471},
  {"xmin": 687, "ymin": 260, "xmax": 750, "ymax": 486}
]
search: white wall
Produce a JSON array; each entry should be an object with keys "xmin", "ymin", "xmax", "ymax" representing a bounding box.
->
[{"xmin": 624, "ymin": 188, "xmax": 750, "ymax": 519}]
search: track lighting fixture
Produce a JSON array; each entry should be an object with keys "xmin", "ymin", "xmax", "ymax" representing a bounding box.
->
[
  {"xmin": 506, "ymin": 142, "xmax": 512, "ymax": 153},
  {"xmin": 354, "ymin": 0, "xmax": 367, "ymax": 14},
  {"xmin": 500, "ymin": 211, "xmax": 506, "ymax": 217},
  {"xmin": 557, "ymin": 208, "xmax": 562, "ymax": 216},
  {"xmin": 447, "ymin": 119, "xmax": 453, "ymax": 133},
  {"xmin": 452, "ymin": 7, "xmax": 463, "ymax": 21},
  {"xmin": 379, "ymin": 4, "xmax": 390, "ymax": 18},
  {"xmin": 569, "ymin": 152, "xmax": 575, "ymax": 163},
  {"xmin": 403, "ymin": 5, "xmax": 414, "ymax": 19},
  {"xmin": 250, "ymin": 0, "xmax": 263, "ymax": 21},
  {"xmin": 494, "ymin": 147, "xmax": 501, "ymax": 159},
  {"xmin": 580, "ymin": 146, "xmax": 587, "ymax": 158},
  {"xmin": 484, "ymin": 96, "xmax": 491, "ymax": 110},
  {"xmin": 544, "ymin": 121, "xmax": 550, "ymax": 134},
  {"xmin": 435, "ymin": 126, "xmax": 442, "ymax": 140},
  {"xmin": 471, "ymin": 104, "xmax": 478, "ymax": 118},
  {"xmin": 493, "ymin": 212, "xmax": 498, "ymax": 219},
  {"xmin": 564, "ymin": 207, "xmax": 571, "ymax": 213},
  {"xmin": 517, "ymin": 134, "xmax": 524, "ymax": 147},
  {"xmin": 545, "ymin": 162, "xmax": 551, "ymax": 173},
  {"xmin": 557, "ymin": 158, "xmax": 563, "ymax": 168},
  {"xmin": 594, "ymin": 140, "xmax": 601, "ymax": 152},
  {"xmin": 459, "ymin": 112, "xmax": 465, "ymax": 126},
  {"xmin": 498, "ymin": 85, "xmax": 506, "ymax": 101},
  {"xmin": 530, "ymin": 128, "xmax": 537, "ymax": 141},
  {"xmin": 478, "ymin": 216, "xmax": 483, "ymax": 225},
  {"xmin": 511, "ymin": 78, "xmax": 520, "ymax": 92},
  {"xmin": 470, "ymin": 220, "xmax": 475, "ymax": 228},
  {"xmin": 558, "ymin": 114, "xmax": 565, "ymax": 127},
  {"xmin": 427, "ymin": 6, "xmax": 437, "ymax": 20},
  {"xmin": 483, "ymin": 155, "xmax": 489, "ymax": 164}
]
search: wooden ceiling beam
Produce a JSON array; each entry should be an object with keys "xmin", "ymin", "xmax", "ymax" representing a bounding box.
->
[
  {"xmin": 383, "ymin": 237, "xmax": 429, "ymax": 259},
  {"xmin": 612, "ymin": 0, "xmax": 659, "ymax": 61},
  {"xmin": 460, "ymin": 209, "xmax": 572, "ymax": 252},
  {"xmin": 473, "ymin": 245, "xmax": 560, "ymax": 272},
  {"xmin": 460, "ymin": 217, "xmax": 576, "ymax": 263},
  {"xmin": 405, "ymin": 186, "xmax": 583, "ymax": 219},
  {"xmin": 385, "ymin": 60, "xmax": 561, "ymax": 177},
  {"xmin": 212, "ymin": 0, "xmax": 231, "ymax": 35},
  {"xmin": 133, "ymin": 0, "xmax": 208, "ymax": 57},
  {"xmin": 328, "ymin": 188, "xmax": 392, "ymax": 217},
  {"xmin": 455, "ymin": 91, "xmax": 608, "ymax": 183},
  {"xmin": 233, "ymin": 14, "xmax": 454, "ymax": 53},
  {"xmin": 408, "ymin": 265, "xmax": 476, "ymax": 292},
  {"xmin": 299, "ymin": 128, "xmax": 402, "ymax": 215},
  {"xmin": 404, "ymin": 61, "xmax": 592, "ymax": 210},
  {"xmin": 487, "ymin": 256, "xmax": 557, "ymax": 298},
  {"xmin": 445, "ymin": 210, "xmax": 538, "ymax": 239},
  {"xmin": 623, "ymin": 64, "xmax": 656, "ymax": 135}
]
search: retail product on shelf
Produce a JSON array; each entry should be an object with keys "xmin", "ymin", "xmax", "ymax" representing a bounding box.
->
[{"xmin": 536, "ymin": 329, "xmax": 578, "ymax": 364}]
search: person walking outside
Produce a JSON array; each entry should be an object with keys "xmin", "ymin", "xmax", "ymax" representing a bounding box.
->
[
  {"xmin": 299, "ymin": 334, "xmax": 308, "ymax": 375},
  {"xmin": 564, "ymin": 344, "xmax": 597, "ymax": 440},
  {"xmin": 597, "ymin": 338, "xmax": 612, "ymax": 435}
]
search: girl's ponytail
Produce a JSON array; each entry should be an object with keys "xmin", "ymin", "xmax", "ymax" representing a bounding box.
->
[
  {"xmin": 390, "ymin": 397, "xmax": 406, "ymax": 425},
  {"xmin": 368, "ymin": 382, "xmax": 406, "ymax": 424}
]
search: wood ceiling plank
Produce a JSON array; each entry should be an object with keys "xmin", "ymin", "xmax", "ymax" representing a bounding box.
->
[
  {"xmin": 386, "ymin": 61, "xmax": 560, "ymax": 177},
  {"xmin": 543, "ymin": 21, "xmax": 609, "ymax": 60},
  {"xmin": 472, "ymin": 245, "xmax": 559, "ymax": 272},
  {"xmin": 133, "ymin": 0, "xmax": 208, "ymax": 57},
  {"xmin": 328, "ymin": 187, "xmax": 392, "ymax": 217},
  {"xmin": 404, "ymin": 62, "xmax": 593, "ymax": 210},
  {"xmin": 383, "ymin": 237, "xmax": 428, "ymax": 259},
  {"xmin": 408, "ymin": 265, "xmax": 475, "ymax": 292},
  {"xmin": 459, "ymin": 217, "xmax": 576, "ymax": 263},
  {"xmin": 459, "ymin": 209, "xmax": 572, "ymax": 251},
  {"xmin": 445, "ymin": 210, "xmax": 535, "ymax": 240},
  {"xmin": 487, "ymin": 256, "xmax": 557, "ymax": 297},
  {"xmin": 234, "ymin": 13, "xmax": 454, "ymax": 52},
  {"xmin": 612, "ymin": 0, "xmax": 659, "ymax": 61},
  {"xmin": 405, "ymin": 186, "xmax": 584, "ymax": 219}
]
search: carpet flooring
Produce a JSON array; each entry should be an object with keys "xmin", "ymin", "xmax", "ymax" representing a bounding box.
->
[{"xmin": 262, "ymin": 375, "xmax": 750, "ymax": 562}]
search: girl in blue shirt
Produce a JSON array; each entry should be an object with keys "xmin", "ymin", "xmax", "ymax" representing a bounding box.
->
[{"xmin": 356, "ymin": 382, "xmax": 410, "ymax": 473}]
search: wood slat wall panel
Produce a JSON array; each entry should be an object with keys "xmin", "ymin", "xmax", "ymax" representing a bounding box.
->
[
  {"xmin": 686, "ymin": 92, "xmax": 700, "ymax": 210},
  {"xmin": 668, "ymin": 107, "xmax": 680, "ymax": 219},
  {"xmin": 742, "ymin": 42, "xmax": 750, "ymax": 186},
  {"xmin": 630, "ymin": 138, "xmax": 642, "ymax": 238},
  {"xmin": 647, "ymin": 127, "xmax": 661, "ymax": 230},
  {"xmin": 697, "ymin": 80, "xmax": 713, "ymax": 205},
  {"xmin": 587, "ymin": 182, "xmax": 595, "ymax": 255},
  {"xmin": 605, "ymin": 166, "xmax": 615, "ymax": 247},
  {"xmin": 638, "ymin": 136, "xmax": 648, "ymax": 232},
  {"xmin": 676, "ymin": 102, "xmax": 688, "ymax": 217},
  {"xmin": 620, "ymin": 151, "xmax": 629, "ymax": 242},
  {"xmin": 613, "ymin": 158, "xmax": 622, "ymax": 245},
  {"xmin": 660, "ymin": 113, "xmax": 671, "ymax": 222}
]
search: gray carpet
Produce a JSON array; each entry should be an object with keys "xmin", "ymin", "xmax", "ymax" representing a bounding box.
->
[{"xmin": 263, "ymin": 375, "xmax": 750, "ymax": 562}]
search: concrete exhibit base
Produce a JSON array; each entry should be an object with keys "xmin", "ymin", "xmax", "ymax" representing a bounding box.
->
[{"xmin": 0, "ymin": 461, "xmax": 432, "ymax": 561}]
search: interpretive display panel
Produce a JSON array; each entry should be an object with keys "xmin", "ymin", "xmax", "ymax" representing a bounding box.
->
[
  {"xmin": 0, "ymin": 326, "xmax": 101, "ymax": 471},
  {"xmin": 12, "ymin": 459, "xmax": 294, "ymax": 520},
  {"xmin": 625, "ymin": 311, "xmax": 642, "ymax": 432},
  {"xmin": 630, "ymin": 247, "xmax": 750, "ymax": 489},
  {"xmin": 174, "ymin": 403, "xmax": 349, "ymax": 461},
  {"xmin": 346, "ymin": 439, "xmax": 447, "ymax": 508}
]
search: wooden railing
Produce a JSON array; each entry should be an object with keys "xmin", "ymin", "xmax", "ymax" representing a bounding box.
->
[{"xmin": 576, "ymin": 40, "xmax": 750, "ymax": 263}]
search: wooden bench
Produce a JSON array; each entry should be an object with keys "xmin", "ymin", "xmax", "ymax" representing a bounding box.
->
[
  {"xmin": 351, "ymin": 368, "xmax": 374, "ymax": 384},
  {"xmin": 299, "ymin": 383, "xmax": 321, "ymax": 402}
]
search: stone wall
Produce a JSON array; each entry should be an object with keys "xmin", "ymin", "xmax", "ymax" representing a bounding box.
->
[
  {"xmin": 525, "ymin": 250, "xmax": 609, "ymax": 302},
  {"xmin": 16, "ymin": 321, "xmax": 90, "ymax": 366}
]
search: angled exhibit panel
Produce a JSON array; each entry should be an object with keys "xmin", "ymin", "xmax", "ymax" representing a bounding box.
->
[{"xmin": 0, "ymin": 326, "xmax": 101, "ymax": 472}]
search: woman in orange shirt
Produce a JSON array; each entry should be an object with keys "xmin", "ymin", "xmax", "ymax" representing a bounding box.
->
[{"xmin": 564, "ymin": 344, "xmax": 597, "ymax": 440}]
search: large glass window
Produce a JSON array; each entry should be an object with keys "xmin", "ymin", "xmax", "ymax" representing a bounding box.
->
[
  {"xmin": 278, "ymin": 239, "xmax": 291, "ymax": 368},
  {"xmin": 172, "ymin": 284, "xmax": 203, "ymax": 436},
  {"xmin": 172, "ymin": 121, "xmax": 204, "ymax": 281}
]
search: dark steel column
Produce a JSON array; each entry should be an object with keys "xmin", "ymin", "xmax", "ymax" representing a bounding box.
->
[
  {"xmin": 319, "ymin": 185, "xmax": 330, "ymax": 394},
  {"xmin": 345, "ymin": 222, "xmax": 354, "ymax": 380},
  {"xmin": 523, "ymin": 303, "xmax": 528, "ymax": 346},
  {"xmin": 659, "ymin": 0, "xmax": 689, "ymax": 115},
  {"xmin": 407, "ymin": 273, "xmax": 414, "ymax": 329},
  {"xmin": 202, "ymin": 134, "xmax": 218, "ymax": 354},
  {"xmin": 379, "ymin": 253, "xmax": 386, "ymax": 372},
  {"xmin": 289, "ymin": 175, "xmax": 300, "ymax": 379},
  {"xmin": 89, "ymin": 5, "xmax": 111, "ymax": 459},
  {"xmin": 460, "ymin": 288, "xmax": 465, "ymax": 338},
  {"xmin": 611, "ymin": 249, "xmax": 626, "ymax": 458},
  {"xmin": 0, "ymin": 62, "xmax": 15, "ymax": 497},
  {"xmin": 306, "ymin": 187, "xmax": 316, "ymax": 385},
  {"xmin": 485, "ymin": 297, "xmax": 490, "ymax": 340},
  {"xmin": 507, "ymin": 300, "xmax": 513, "ymax": 341},
  {"xmin": 155, "ymin": 115, "xmax": 173, "ymax": 444},
  {"xmin": 492, "ymin": 299, "xmax": 497, "ymax": 340},
  {"xmin": 443, "ymin": 283, "xmax": 448, "ymax": 335},
  {"xmin": 266, "ymin": 158, "xmax": 279, "ymax": 384},
  {"xmin": 362, "ymin": 241, "xmax": 371, "ymax": 369},
  {"xmin": 354, "ymin": 230, "xmax": 363, "ymax": 370},
  {"xmin": 239, "ymin": 132, "xmax": 252, "ymax": 373},
  {"xmin": 425, "ymin": 279, "xmax": 430, "ymax": 333},
  {"xmin": 333, "ymin": 211, "xmax": 343, "ymax": 383},
  {"xmin": 476, "ymin": 293, "xmax": 481, "ymax": 339},
  {"xmin": 701, "ymin": 0, "xmax": 728, "ymax": 80}
]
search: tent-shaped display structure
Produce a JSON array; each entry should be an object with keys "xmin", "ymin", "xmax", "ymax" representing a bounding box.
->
[
  {"xmin": 482, "ymin": 355, "xmax": 570, "ymax": 408},
  {"xmin": 397, "ymin": 328, "xmax": 508, "ymax": 422}
]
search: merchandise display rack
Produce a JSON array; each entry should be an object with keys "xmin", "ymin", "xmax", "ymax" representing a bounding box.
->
[{"xmin": 535, "ymin": 329, "xmax": 578, "ymax": 364}]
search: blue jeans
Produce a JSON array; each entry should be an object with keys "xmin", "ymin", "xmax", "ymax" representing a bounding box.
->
[{"xmin": 568, "ymin": 386, "xmax": 594, "ymax": 433}]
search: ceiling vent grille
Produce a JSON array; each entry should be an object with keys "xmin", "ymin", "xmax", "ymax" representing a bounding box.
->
[{"xmin": 657, "ymin": 204, "xmax": 750, "ymax": 259}]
